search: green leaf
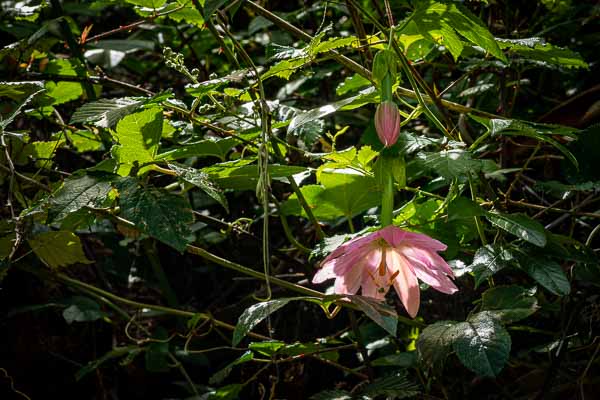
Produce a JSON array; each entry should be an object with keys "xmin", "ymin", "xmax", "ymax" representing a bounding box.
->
[
  {"xmin": 203, "ymin": 161, "xmax": 306, "ymax": 191},
  {"xmin": 67, "ymin": 130, "xmax": 104, "ymax": 152},
  {"xmin": 70, "ymin": 97, "xmax": 143, "ymax": 128},
  {"xmin": 486, "ymin": 211, "xmax": 547, "ymax": 247},
  {"xmin": 47, "ymin": 174, "xmax": 114, "ymax": 222},
  {"xmin": 156, "ymin": 137, "xmax": 237, "ymax": 161},
  {"xmin": 519, "ymin": 257, "xmax": 571, "ymax": 295},
  {"xmin": 185, "ymin": 76, "xmax": 229, "ymax": 98},
  {"xmin": 447, "ymin": 196, "xmax": 486, "ymax": 220},
  {"xmin": 111, "ymin": 107, "xmax": 163, "ymax": 176},
  {"xmin": 416, "ymin": 320, "xmax": 459, "ymax": 366},
  {"xmin": 481, "ymin": 285, "xmax": 539, "ymax": 323},
  {"xmin": 117, "ymin": 178, "xmax": 193, "ymax": 252},
  {"xmin": 232, "ymin": 298, "xmax": 301, "ymax": 346},
  {"xmin": 248, "ymin": 341, "xmax": 285, "ymax": 356},
  {"xmin": 28, "ymin": 231, "xmax": 92, "ymax": 268},
  {"xmin": 359, "ymin": 371, "xmax": 420, "ymax": 398},
  {"xmin": 497, "ymin": 37, "xmax": 588, "ymax": 69},
  {"xmin": 167, "ymin": 162, "xmax": 228, "ymax": 211},
  {"xmin": 288, "ymin": 88, "xmax": 377, "ymax": 134},
  {"xmin": 474, "ymin": 117, "xmax": 580, "ymax": 168},
  {"xmin": 62, "ymin": 296, "xmax": 105, "ymax": 324},
  {"xmin": 452, "ymin": 312, "xmax": 511, "ymax": 377},
  {"xmin": 469, "ymin": 245, "xmax": 516, "ymax": 287},
  {"xmin": 0, "ymin": 81, "xmax": 45, "ymax": 129},
  {"xmin": 417, "ymin": 149, "xmax": 497, "ymax": 180},
  {"xmin": 345, "ymin": 295, "xmax": 398, "ymax": 337},
  {"xmin": 412, "ymin": 1, "xmax": 506, "ymax": 62},
  {"xmin": 281, "ymin": 172, "xmax": 380, "ymax": 221},
  {"xmin": 209, "ymin": 351, "xmax": 253, "ymax": 385},
  {"xmin": 310, "ymin": 36, "xmax": 358, "ymax": 55},
  {"xmin": 336, "ymin": 73, "xmax": 372, "ymax": 96}
]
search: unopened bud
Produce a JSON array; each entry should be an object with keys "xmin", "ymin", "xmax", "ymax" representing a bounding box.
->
[{"xmin": 374, "ymin": 101, "xmax": 400, "ymax": 147}]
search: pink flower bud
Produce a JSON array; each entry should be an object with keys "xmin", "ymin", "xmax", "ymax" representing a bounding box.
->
[{"xmin": 375, "ymin": 101, "xmax": 400, "ymax": 147}]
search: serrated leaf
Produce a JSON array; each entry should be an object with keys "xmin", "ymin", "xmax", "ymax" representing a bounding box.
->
[
  {"xmin": 157, "ymin": 137, "xmax": 237, "ymax": 161},
  {"xmin": 486, "ymin": 211, "xmax": 547, "ymax": 247},
  {"xmin": 288, "ymin": 88, "xmax": 377, "ymax": 133},
  {"xmin": 310, "ymin": 36, "xmax": 358, "ymax": 55},
  {"xmin": 116, "ymin": 178, "xmax": 193, "ymax": 252},
  {"xmin": 167, "ymin": 162, "xmax": 228, "ymax": 211},
  {"xmin": 452, "ymin": 312, "xmax": 511, "ymax": 377},
  {"xmin": 519, "ymin": 257, "xmax": 570, "ymax": 295},
  {"xmin": 473, "ymin": 117, "xmax": 580, "ymax": 168},
  {"xmin": 111, "ymin": 107, "xmax": 163, "ymax": 176},
  {"xmin": 281, "ymin": 172, "xmax": 380, "ymax": 221},
  {"xmin": 70, "ymin": 97, "xmax": 143, "ymax": 128},
  {"xmin": 29, "ymin": 231, "xmax": 92, "ymax": 268},
  {"xmin": 469, "ymin": 245, "xmax": 515, "ymax": 287},
  {"xmin": 232, "ymin": 298, "xmax": 302, "ymax": 346},
  {"xmin": 0, "ymin": 81, "xmax": 45, "ymax": 129},
  {"xmin": 203, "ymin": 161, "xmax": 306, "ymax": 191},
  {"xmin": 497, "ymin": 37, "xmax": 588, "ymax": 69},
  {"xmin": 412, "ymin": 1, "xmax": 506, "ymax": 62},
  {"xmin": 359, "ymin": 371, "xmax": 420, "ymax": 398},
  {"xmin": 47, "ymin": 174, "xmax": 114, "ymax": 222},
  {"xmin": 336, "ymin": 73, "xmax": 371, "ymax": 96},
  {"xmin": 416, "ymin": 149, "xmax": 497, "ymax": 180},
  {"xmin": 416, "ymin": 320, "xmax": 459, "ymax": 366},
  {"xmin": 481, "ymin": 285, "xmax": 539, "ymax": 323},
  {"xmin": 185, "ymin": 76, "xmax": 229, "ymax": 98}
]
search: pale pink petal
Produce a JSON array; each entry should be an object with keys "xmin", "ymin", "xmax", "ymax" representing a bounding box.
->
[
  {"xmin": 409, "ymin": 262, "xmax": 458, "ymax": 294},
  {"xmin": 324, "ymin": 231, "xmax": 379, "ymax": 262},
  {"xmin": 399, "ymin": 231, "xmax": 447, "ymax": 252},
  {"xmin": 360, "ymin": 249, "xmax": 388, "ymax": 300},
  {"xmin": 312, "ymin": 262, "xmax": 336, "ymax": 284},
  {"xmin": 334, "ymin": 262, "xmax": 363, "ymax": 295},
  {"xmin": 400, "ymin": 246, "xmax": 454, "ymax": 277},
  {"xmin": 388, "ymin": 249, "xmax": 420, "ymax": 318}
]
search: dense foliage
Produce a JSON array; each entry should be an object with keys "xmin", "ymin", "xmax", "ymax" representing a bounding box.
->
[{"xmin": 1, "ymin": 0, "xmax": 599, "ymax": 399}]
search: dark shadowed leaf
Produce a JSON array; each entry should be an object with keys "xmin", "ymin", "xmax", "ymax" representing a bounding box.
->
[
  {"xmin": 452, "ymin": 312, "xmax": 511, "ymax": 377},
  {"xmin": 47, "ymin": 174, "xmax": 114, "ymax": 222},
  {"xmin": 519, "ymin": 257, "xmax": 571, "ymax": 295},
  {"xmin": 486, "ymin": 211, "xmax": 547, "ymax": 247},
  {"xmin": 481, "ymin": 285, "xmax": 539, "ymax": 323},
  {"xmin": 116, "ymin": 177, "xmax": 193, "ymax": 252}
]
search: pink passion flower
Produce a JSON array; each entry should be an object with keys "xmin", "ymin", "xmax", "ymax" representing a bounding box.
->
[
  {"xmin": 374, "ymin": 101, "xmax": 401, "ymax": 147},
  {"xmin": 312, "ymin": 225, "xmax": 458, "ymax": 318}
]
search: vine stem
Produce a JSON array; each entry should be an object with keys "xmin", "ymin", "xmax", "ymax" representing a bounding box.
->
[{"xmin": 380, "ymin": 158, "xmax": 394, "ymax": 227}]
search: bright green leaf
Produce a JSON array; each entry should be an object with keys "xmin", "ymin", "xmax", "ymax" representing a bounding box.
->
[{"xmin": 29, "ymin": 231, "xmax": 92, "ymax": 268}]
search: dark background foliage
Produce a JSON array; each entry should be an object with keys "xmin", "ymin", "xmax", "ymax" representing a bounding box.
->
[{"xmin": 1, "ymin": 0, "xmax": 599, "ymax": 399}]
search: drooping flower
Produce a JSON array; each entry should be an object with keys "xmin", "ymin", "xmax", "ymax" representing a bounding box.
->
[
  {"xmin": 374, "ymin": 101, "xmax": 401, "ymax": 147},
  {"xmin": 312, "ymin": 225, "xmax": 458, "ymax": 318}
]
